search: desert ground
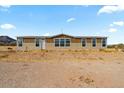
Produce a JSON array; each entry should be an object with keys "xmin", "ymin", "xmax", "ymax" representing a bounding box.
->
[{"xmin": 0, "ymin": 46, "xmax": 124, "ymax": 88}]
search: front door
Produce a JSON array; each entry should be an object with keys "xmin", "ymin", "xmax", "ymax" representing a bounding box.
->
[{"xmin": 40, "ymin": 39, "xmax": 45, "ymax": 49}]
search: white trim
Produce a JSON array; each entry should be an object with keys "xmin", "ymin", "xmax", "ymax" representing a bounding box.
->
[
  {"xmin": 35, "ymin": 38, "xmax": 46, "ymax": 49},
  {"xmin": 42, "ymin": 39, "xmax": 46, "ymax": 49},
  {"xmin": 54, "ymin": 38, "xmax": 71, "ymax": 48},
  {"xmin": 17, "ymin": 37, "xmax": 23, "ymax": 47}
]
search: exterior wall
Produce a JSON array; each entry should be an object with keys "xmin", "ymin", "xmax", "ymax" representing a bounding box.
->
[
  {"xmin": 46, "ymin": 38, "xmax": 53, "ymax": 43},
  {"xmin": 17, "ymin": 35, "xmax": 107, "ymax": 50},
  {"xmin": 17, "ymin": 43, "xmax": 41, "ymax": 51},
  {"xmin": 45, "ymin": 38, "xmax": 106, "ymax": 50},
  {"xmin": 96, "ymin": 38, "xmax": 102, "ymax": 49},
  {"xmin": 23, "ymin": 38, "xmax": 35, "ymax": 43},
  {"xmin": 72, "ymin": 38, "xmax": 81, "ymax": 43},
  {"xmin": 17, "ymin": 38, "xmax": 42, "ymax": 51},
  {"xmin": 86, "ymin": 38, "xmax": 92, "ymax": 48},
  {"xmin": 45, "ymin": 43, "xmax": 83, "ymax": 50}
]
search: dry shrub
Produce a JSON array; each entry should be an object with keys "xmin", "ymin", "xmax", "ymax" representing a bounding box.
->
[
  {"xmin": 121, "ymin": 49, "xmax": 124, "ymax": 52},
  {"xmin": 84, "ymin": 77, "xmax": 94, "ymax": 84},
  {"xmin": 23, "ymin": 64, "xmax": 29, "ymax": 66},
  {"xmin": 79, "ymin": 76, "xmax": 84, "ymax": 81},
  {"xmin": 68, "ymin": 49, "xmax": 72, "ymax": 52},
  {"xmin": 61, "ymin": 52, "xmax": 65, "ymax": 55},
  {"xmin": 99, "ymin": 48, "xmax": 116, "ymax": 53},
  {"xmin": 8, "ymin": 47, "xmax": 13, "ymax": 50},
  {"xmin": 75, "ymin": 50, "xmax": 78, "ymax": 52},
  {"xmin": 75, "ymin": 75, "xmax": 94, "ymax": 85},
  {"xmin": 0, "ymin": 54, "xmax": 9, "ymax": 59},
  {"xmin": 99, "ymin": 57, "xmax": 104, "ymax": 60},
  {"xmin": 41, "ymin": 52, "xmax": 46, "ymax": 57},
  {"xmin": 45, "ymin": 50, "xmax": 49, "ymax": 52},
  {"xmin": 7, "ymin": 47, "xmax": 16, "ymax": 52}
]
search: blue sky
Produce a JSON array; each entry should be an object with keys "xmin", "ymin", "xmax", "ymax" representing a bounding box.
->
[{"xmin": 0, "ymin": 5, "xmax": 124, "ymax": 44}]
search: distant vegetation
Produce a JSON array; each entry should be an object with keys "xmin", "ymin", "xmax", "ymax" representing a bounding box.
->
[{"xmin": 108, "ymin": 43, "xmax": 124, "ymax": 49}]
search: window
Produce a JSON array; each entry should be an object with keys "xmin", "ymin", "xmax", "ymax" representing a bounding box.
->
[
  {"xmin": 92, "ymin": 38, "xmax": 96, "ymax": 47},
  {"xmin": 55, "ymin": 39, "xmax": 59, "ymax": 47},
  {"xmin": 102, "ymin": 38, "xmax": 106, "ymax": 47},
  {"xmin": 18, "ymin": 38, "xmax": 23, "ymax": 47},
  {"xmin": 65, "ymin": 39, "xmax": 70, "ymax": 46},
  {"xmin": 36, "ymin": 38, "xmax": 40, "ymax": 47},
  {"xmin": 55, "ymin": 38, "xmax": 70, "ymax": 47},
  {"xmin": 82, "ymin": 38, "xmax": 86, "ymax": 47},
  {"xmin": 60, "ymin": 39, "xmax": 65, "ymax": 47}
]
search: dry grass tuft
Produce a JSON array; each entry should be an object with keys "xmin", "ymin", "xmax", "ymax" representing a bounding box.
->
[
  {"xmin": 0, "ymin": 54, "xmax": 9, "ymax": 59},
  {"xmin": 121, "ymin": 49, "xmax": 124, "ymax": 52},
  {"xmin": 99, "ymin": 48, "xmax": 117, "ymax": 53},
  {"xmin": 98, "ymin": 57, "xmax": 104, "ymax": 60},
  {"xmin": 84, "ymin": 77, "xmax": 94, "ymax": 84}
]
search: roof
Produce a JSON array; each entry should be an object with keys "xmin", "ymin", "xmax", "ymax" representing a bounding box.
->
[
  {"xmin": 17, "ymin": 33, "xmax": 107, "ymax": 38},
  {"xmin": 17, "ymin": 36, "xmax": 48, "ymax": 38}
]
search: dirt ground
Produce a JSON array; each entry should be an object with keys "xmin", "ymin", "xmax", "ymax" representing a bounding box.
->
[{"xmin": 0, "ymin": 46, "xmax": 124, "ymax": 88}]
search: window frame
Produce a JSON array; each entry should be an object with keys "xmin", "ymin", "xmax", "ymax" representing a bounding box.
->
[
  {"xmin": 54, "ymin": 38, "xmax": 71, "ymax": 47},
  {"xmin": 65, "ymin": 39, "xmax": 70, "ymax": 47},
  {"xmin": 102, "ymin": 38, "xmax": 107, "ymax": 47},
  {"xmin": 81, "ymin": 38, "xmax": 86, "ymax": 47},
  {"xmin": 55, "ymin": 39, "xmax": 60, "ymax": 47},
  {"xmin": 92, "ymin": 38, "xmax": 96, "ymax": 47},
  {"xmin": 35, "ymin": 38, "xmax": 40, "ymax": 47}
]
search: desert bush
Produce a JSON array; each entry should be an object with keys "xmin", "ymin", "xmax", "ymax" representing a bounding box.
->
[
  {"xmin": 8, "ymin": 47, "xmax": 13, "ymax": 51},
  {"xmin": 75, "ymin": 50, "xmax": 78, "ymax": 52},
  {"xmin": 108, "ymin": 43, "xmax": 124, "ymax": 49},
  {"xmin": 0, "ymin": 54, "xmax": 9, "ymax": 59},
  {"xmin": 99, "ymin": 57, "xmax": 104, "ymax": 60},
  {"xmin": 61, "ymin": 53, "xmax": 65, "ymax": 55},
  {"xmin": 7, "ymin": 47, "xmax": 16, "ymax": 52},
  {"xmin": 99, "ymin": 48, "xmax": 116, "ymax": 52},
  {"xmin": 84, "ymin": 77, "xmax": 94, "ymax": 84},
  {"xmin": 121, "ymin": 49, "xmax": 124, "ymax": 52},
  {"xmin": 45, "ymin": 50, "xmax": 49, "ymax": 52}
]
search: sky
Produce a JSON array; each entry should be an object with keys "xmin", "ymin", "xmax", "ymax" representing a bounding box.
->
[{"xmin": 0, "ymin": 5, "xmax": 124, "ymax": 44}]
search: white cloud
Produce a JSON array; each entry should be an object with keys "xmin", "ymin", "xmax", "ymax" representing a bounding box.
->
[
  {"xmin": 0, "ymin": 5, "xmax": 11, "ymax": 12},
  {"xmin": 0, "ymin": 5, "xmax": 11, "ymax": 8},
  {"xmin": 0, "ymin": 24, "xmax": 16, "ymax": 30},
  {"xmin": 97, "ymin": 5, "xmax": 124, "ymax": 15},
  {"xmin": 43, "ymin": 33, "xmax": 50, "ymax": 36},
  {"xmin": 66, "ymin": 17, "xmax": 76, "ymax": 23},
  {"xmin": 108, "ymin": 28, "xmax": 117, "ymax": 32},
  {"xmin": 113, "ymin": 21, "xmax": 124, "ymax": 26},
  {"xmin": 109, "ymin": 24, "xmax": 114, "ymax": 27},
  {"xmin": 109, "ymin": 21, "xmax": 124, "ymax": 27}
]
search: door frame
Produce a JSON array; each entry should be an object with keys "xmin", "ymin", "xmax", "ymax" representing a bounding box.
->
[{"xmin": 40, "ymin": 39, "xmax": 45, "ymax": 49}]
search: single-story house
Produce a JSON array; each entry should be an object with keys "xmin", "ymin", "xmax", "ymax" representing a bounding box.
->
[{"xmin": 17, "ymin": 33, "xmax": 107, "ymax": 50}]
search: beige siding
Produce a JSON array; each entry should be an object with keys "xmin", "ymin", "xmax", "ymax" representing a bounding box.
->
[
  {"xmin": 45, "ymin": 43, "xmax": 82, "ymax": 50},
  {"xmin": 45, "ymin": 38, "xmax": 105, "ymax": 50},
  {"xmin": 23, "ymin": 38, "xmax": 35, "ymax": 43},
  {"xmin": 46, "ymin": 38, "xmax": 54, "ymax": 43},
  {"xmin": 17, "ymin": 43, "xmax": 41, "ymax": 51},
  {"xmin": 96, "ymin": 38, "xmax": 102, "ymax": 48},
  {"xmin": 17, "ymin": 35, "xmax": 107, "ymax": 50},
  {"xmin": 72, "ymin": 38, "xmax": 81, "ymax": 43},
  {"xmin": 86, "ymin": 38, "xmax": 92, "ymax": 48}
]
